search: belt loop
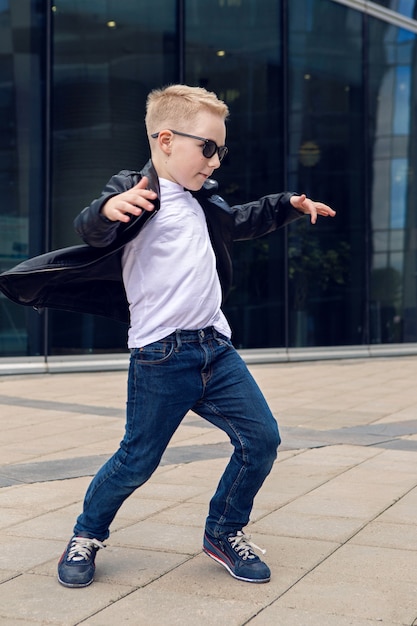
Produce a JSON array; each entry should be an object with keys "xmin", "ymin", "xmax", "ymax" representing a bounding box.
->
[{"xmin": 175, "ymin": 329, "xmax": 182, "ymax": 349}]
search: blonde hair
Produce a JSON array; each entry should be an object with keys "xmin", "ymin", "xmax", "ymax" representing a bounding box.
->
[{"xmin": 145, "ymin": 84, "xmax": 229, "ymax": 137}]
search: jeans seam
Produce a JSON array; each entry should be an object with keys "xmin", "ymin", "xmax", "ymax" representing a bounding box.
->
[
  {"xmin": 199, "ymin": 400, "xmax": 249, "ymax": 530},
  {"xmin": 132, "ymin": 342, "xmax": 175, "ymax": 364}
]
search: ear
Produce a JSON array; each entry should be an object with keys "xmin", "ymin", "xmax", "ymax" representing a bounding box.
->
[{"xmin": 156, "ymin": 130, "xmax": 173, "ymax": 155}]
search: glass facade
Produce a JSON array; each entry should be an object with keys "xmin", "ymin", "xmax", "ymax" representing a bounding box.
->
[{"xmin": 1, "ymin": 0, "xmax": 417, "ymax": 363}]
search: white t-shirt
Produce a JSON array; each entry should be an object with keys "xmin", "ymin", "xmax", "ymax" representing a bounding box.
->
[{"xmin": 121, "ymin": 178, "xmax": 232, "ymax": 348}]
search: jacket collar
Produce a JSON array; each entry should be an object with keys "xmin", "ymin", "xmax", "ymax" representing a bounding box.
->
[{"xmin": 140, "ymin": 159, "xmax": 161, "ymax": 197}]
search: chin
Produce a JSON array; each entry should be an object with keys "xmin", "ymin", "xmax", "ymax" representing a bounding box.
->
[{"xmin": 187, "ymin": 181, "xmax": 204, "ymax": 191}]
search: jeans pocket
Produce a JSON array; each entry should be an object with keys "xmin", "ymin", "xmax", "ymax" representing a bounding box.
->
[
  {"xmin": 215, "ymin": 334, "xmax": 233, "ymax": 349},
  {"xmin": 131, "ymin": 340, "xmax": 175, "ymax": 364}
]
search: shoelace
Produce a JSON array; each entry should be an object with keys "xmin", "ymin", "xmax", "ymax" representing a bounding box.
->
[
  {"xmin": 227, "ymin": 531, "xmax": 266, "ymax": 560},
  {"xmin": 66, "ymin": 537, "xmax": 106, "ymax": 562}
]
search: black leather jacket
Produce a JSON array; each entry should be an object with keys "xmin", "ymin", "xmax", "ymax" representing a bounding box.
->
[{"xmin": 0, "ymin": 160, "xmax": 302, "ymax": 323}]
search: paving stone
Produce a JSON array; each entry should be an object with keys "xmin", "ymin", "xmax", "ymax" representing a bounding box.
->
[
  {"xmin": 275, "ymin": 573, "xmax": 417, "ymax": 624},
  {"xmin": 80, "ymin": 587, "xmax": 265, "ymax": 626},
  {"xmin": 110, "ymin": 520, "xmax": 203, "ymax": 554},
  {"xmin": 249, "ymin": 606, "xmax": 398, "ymax": 625},
  {"xmin": 0, "ymin": 573, "xmax": 132, "ymax": 625}
]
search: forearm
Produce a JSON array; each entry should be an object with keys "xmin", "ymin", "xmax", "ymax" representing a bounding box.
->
[
  {"xmin": 74, "ymin": 199, "xmax": 120, "ymax": 248},
  {"xmin": 73, "ymin": 170, "xmax": 137, "ymax": 248},
  {"xmin": 232, "ymin": 192, "xmax": 302, "ymax": 241}
]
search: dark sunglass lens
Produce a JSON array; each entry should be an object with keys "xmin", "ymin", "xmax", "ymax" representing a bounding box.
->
[
  {"xmin": 218, "ymin": 146, "xmax": 228, "ymax": 162},
  {"xmin": 202, "ymin": 140, "xmax": 217, "ymax": 159}
]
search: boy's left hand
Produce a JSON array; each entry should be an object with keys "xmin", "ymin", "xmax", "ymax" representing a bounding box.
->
[{"xmin": 290, "ymin": 194, "xmax": 336, "ymax": 224}]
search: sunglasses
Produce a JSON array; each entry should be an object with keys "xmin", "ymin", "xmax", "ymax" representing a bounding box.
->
[{"xmin": 151, "ymin": 129, "xmax": 228, "ymax": 162}]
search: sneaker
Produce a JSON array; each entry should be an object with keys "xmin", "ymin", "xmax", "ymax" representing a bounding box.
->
[
  {"xmin": 203, "ymin": 530, "xmax": 270, "ymax": 583},
  {"xmin": 57, "ymin": 536, "xmax": 105, "ymax": 588}
]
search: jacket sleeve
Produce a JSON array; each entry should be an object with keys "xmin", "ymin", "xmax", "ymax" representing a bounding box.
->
[
  {"xmin": 74, "ymin": 170, "xmax": 139, "ymax": 248},
  {"xmin": 231, "ymin": 191, "xmax": 303, "ymax": 241}
]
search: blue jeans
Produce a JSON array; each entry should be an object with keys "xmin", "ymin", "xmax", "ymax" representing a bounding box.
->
[{"xmin": 74, "ymin": 327, "xmax": 281, "ymax": 541}]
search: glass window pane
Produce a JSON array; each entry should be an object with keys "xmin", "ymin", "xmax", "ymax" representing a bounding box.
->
[
  {"xmin": 287, "ymin": 0, "xmax": 363, "ymax": 347},
  {"xmin": 0, "ymin": 1, "xmax": 45, "ymax": 356},
  {"xmin": 49, "ymin": 0, "xmax": 177, "ymax": 355},
  {"xmin": 368, "ymin": 15, "xmax": 417, "ymax": 343},
  {"xmin": 185, "ymin": 0, "xmax": 285, "ymax": 348}
]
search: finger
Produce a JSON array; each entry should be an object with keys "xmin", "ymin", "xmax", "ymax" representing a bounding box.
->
[
  {"xmin": 299, "ymin": 198, "xmax": 317, "ymax": 224},
  {"xmin": 132, "ymin": 192, "xmax": 156, "ymax": 212},
  {"xmin": 113, "ymin": 208, "xmax": 134, "ymax": 223},
  {"xmin": 317, "ymin": 204, "xmax": 336, "ymax": 217},
  {"xmin": 132, "ymin": 176, "xmax": 158, "ymax": 201},
  {"xmin": 113, "ymin": 200, "xmax": 144, "ymax": 220},
  {"xmin": 132, "ymin": 176, "xmax": 149, "ymax": 190}
]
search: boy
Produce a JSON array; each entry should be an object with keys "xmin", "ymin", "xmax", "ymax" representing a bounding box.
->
[{"xmin": 57, "ymin": 84, "xmax": 335, "ymax": 588}]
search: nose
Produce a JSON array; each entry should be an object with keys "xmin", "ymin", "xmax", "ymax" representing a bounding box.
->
[{"xmin": 207, "ymin": 152, "xmax": 221, "ymax": 169}]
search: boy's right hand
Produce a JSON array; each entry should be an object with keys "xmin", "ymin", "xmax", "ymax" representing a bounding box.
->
[{"xmin": 100, "ymin": 176, "xmax": 157, "ymax": 223}]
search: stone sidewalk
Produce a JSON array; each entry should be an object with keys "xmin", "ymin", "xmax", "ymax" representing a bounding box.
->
[{"xmin": 0, "ymin": 356, "xmax": 416, "ymax": 625}]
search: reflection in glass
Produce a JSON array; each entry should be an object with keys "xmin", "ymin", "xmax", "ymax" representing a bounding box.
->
[
  {"xmin": 186, "ymin": 0, "xmax": 285, "ymax": 348},
  {"xmin": 287, "ymin": 0, "xmax": 362, "ymax": 346},
  {"xmin": 369, "ymin": 18, "xmax": 417, "ymax": 343},
  {"xmin": 49, "ymin": 0, "xmax": 177, "ymax": 354},
  {"xmin": 0, "ymin": 1, "xmax": 45, "ymax": 355}
]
